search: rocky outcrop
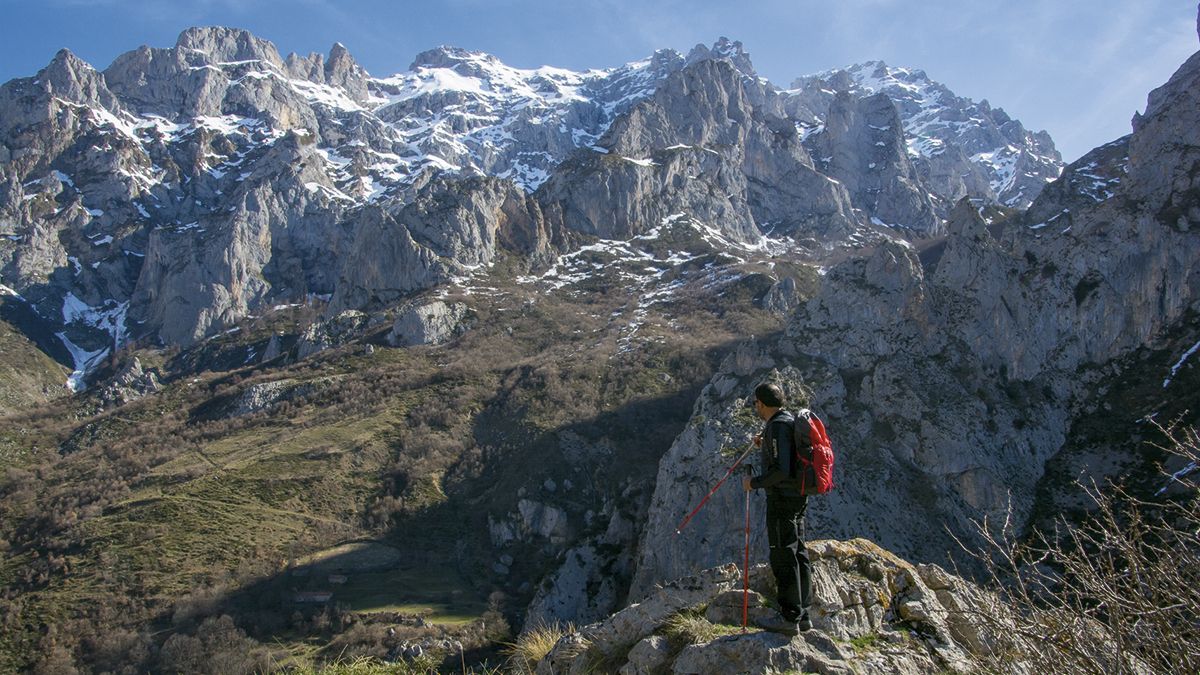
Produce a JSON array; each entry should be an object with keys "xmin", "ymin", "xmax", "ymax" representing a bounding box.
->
[
  {"xmin": 296, "ymin": 310, "xmax": 373, "ymax": 359},
  {"xmin": 387, "ymin": 300, "xmax": 469, "ymax": 347},
  {"xmin": 95, "ymin": 356, "xmax": 161, "ymax": 407},
  {"xmin": 539, "ymin": 539, "xmax": 1004, "ymax": 675},
  {"xmin": 1127, "ymin": 49, "xmax": 1200, "ymax": 226},
  {"xmin": 224, "ymin": 376, "xmax": 337, "ymax": 418},
  {"xmin": 537, "ymin": 564, "xmax": 739, "ymax": 674},
  {"xmin": 760, "ymin": 276, "xmax": 800, "ymax": 315}
]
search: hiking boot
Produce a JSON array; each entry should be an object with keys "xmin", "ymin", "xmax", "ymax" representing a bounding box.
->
[
  {"xmin": 753, "ymin": 613, "xmax": 800, "ymax": 635},
  {"xmin": 796, "ymin": 613, "xmax": 813, "ymax": 632}
]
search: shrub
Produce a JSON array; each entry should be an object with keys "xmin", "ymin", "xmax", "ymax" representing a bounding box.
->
[
  {"xmin": 961, "ymin": 423, "xmax": 1200, "ymax": 674},
  {"xmin": 660, "ymin": 606, "xmax": 742, "ymax": 648},
  {"xmin": 158, "ymin": 615, "xmax": 272, "ymax": 675},
  {"xmin": 503, "ymin": 622, "xmax": 576, "ymax": 674}
]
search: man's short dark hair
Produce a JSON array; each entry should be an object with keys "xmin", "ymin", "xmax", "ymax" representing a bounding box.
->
[{"xmin": 754, "ymin": 383, "xmax": 786, "ymax": 408}]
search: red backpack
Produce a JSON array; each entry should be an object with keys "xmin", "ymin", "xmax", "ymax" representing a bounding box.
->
[{"xmin": 793, "ymin": 409, "xmax": 834, "ymax": 495}]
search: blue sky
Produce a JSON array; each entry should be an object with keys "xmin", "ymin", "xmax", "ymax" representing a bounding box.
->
[{"xmin": 1, "ymin": 0, "xmax": 1196, "ymax": 163}]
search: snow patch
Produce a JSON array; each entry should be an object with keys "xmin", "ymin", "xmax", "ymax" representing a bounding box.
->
[
  {"xmin": 1164, "ymin": 339, "xmax": 1200, "ymax": 388},
  {"xmin": 57, "ymin": 332, "xmax": 108, "ymax": 393}
]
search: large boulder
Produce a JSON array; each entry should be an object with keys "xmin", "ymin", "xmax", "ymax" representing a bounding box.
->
[{"xmin": 387, "ymin": 300, "xmax": 469, "ymax": 347}]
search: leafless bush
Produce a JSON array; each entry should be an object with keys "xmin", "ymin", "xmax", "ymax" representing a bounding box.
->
[
  {"xmin": 158, "ymin": 615, "xmax": 273, "ymax": 675},
  {"xmin": 961, "ymin": 423, "xmax": 1200, "ymax": 674}
]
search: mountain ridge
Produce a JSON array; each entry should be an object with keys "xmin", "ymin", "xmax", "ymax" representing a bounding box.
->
[{"xmin": 0, "ymin": 27, "xmax": 1063, "ymax": 381}]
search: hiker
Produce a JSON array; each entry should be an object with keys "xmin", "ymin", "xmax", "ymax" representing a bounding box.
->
[{"xmin": 743, "ymin": 382, "xmax": 813, "ymax": 632}]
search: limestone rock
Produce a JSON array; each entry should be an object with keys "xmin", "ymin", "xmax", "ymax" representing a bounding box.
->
[
  {"xmin": 537, "ymin": 564, "xmax": 739, "ymax": 674},
  {"xmin": 791, "ymin": 61, "xmax": 1063, "ymax": 211},
  {"xmin": 226, "ymin": 377, "xmax": 332, "ymax": 417},
  {"xmin": 517, "ymin": 498, "xmax": 572, "ymax": 544},
  {"xmin": 328, "ymin": 176, "xmax": 553, "ymax": 315},
  {"xmin": 539, "ymin": 540, "xmax": 1007, "ymax": 675},
  {"xmin": 760, "ymin": 276, "xmax": 800, "ymax": 315},
  {"xmin": 324, "ymin": 43, "xmax": 371, "ymax": 104},
  {"xmin": 296, "ymin": 310, "xmax": 371, "ymax": 359},
  {"xmin": 96, "ymin": 356, "xmax": 161, "ymax": 407},
  {"xmin": 1127, "ymin": 48, "xmax": 1200, "ymax": 224},
  {"xmin": 387, "ymin": 300, "xmax": 469, "ymax": 347},
  {"xmin": 525, "ymin": 497, "xmax": 641, "ymax": 628},
  {"xmin": 618, "ymin": 634, "xmax": 672, "ymax": 675}
]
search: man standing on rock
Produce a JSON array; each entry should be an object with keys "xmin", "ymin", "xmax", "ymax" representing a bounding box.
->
[{"xmin": 743, "ymin": 382, "xmax": 813, "ymax": 632}]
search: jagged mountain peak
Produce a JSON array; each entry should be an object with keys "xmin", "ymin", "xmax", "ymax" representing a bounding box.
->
[
  {"xmin": 0, "ymin": 46, "xmax": 124, "ymax": 117},
  {"xmin": 173, "ymin": 25, "xmax": 285, "ymax": 68},
  {"xmin": 46, "ymin": 47, "xmax": 92, "ymax": 73},
  {"xmin": 686, "ymin": 36, "xmax": 758, "ymax": 79},
  {"xmin": 33, "ymin": 48, "xmax": 114, "ymax": 102},
  {"xmin": 408, "ymin": 45, "xmax": 505, "ymax": 74}
]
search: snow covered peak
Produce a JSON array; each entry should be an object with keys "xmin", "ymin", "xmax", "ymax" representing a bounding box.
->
[
  {"xmin": 791, "ymin": 61, "xmax": 1063, "ymax": 209},
  {"xmin": 380, "ymin": 48, "xmax": 596, "ymax": 106},
  {"xmin": 840, "ymin": 61, "xmax": 933, "ymax": 93},
  {"xmin": 369, "ymin": 47, "xmax": 681, "ymax": 191}
]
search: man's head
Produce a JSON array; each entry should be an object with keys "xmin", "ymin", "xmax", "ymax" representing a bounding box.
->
[{"xmin": 753, "ymin": 382, "xmax": 786, "ymax": 420}]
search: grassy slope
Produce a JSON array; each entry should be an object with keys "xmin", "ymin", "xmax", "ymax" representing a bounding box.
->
[
  {"xmin": 0, "ymin": 229, "xmax": 791, "ymax": 671},
  {"xmin": 0, "ymin": 317, "xmax": 68, "ymax": 421}
]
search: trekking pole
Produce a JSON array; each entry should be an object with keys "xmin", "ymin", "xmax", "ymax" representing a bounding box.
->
[
  {"xmin": 742, "ymin": 464, "xmax": 752, "ymax": 632},
  {"xmin": 674, "ymin": 442, "xmax": 756, "ymax": 534}
]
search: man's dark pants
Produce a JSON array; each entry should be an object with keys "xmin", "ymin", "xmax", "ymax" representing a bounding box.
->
[{"xmin": 765, "ymin": 491, "xmax": 811, "ymax": 621}]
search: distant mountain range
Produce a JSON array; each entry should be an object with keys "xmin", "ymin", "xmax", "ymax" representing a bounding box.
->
[{"xmin": 0, "ymin": 29, "xmax": 1061, "ymax": 384}]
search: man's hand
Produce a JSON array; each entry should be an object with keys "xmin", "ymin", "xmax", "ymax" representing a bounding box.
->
[
  {"xmin": 743, "ymin": 476, "xmax": 753, "ymax": 491},
  {"xmin": 753, "ymin": 433, "xmax": 762, "ymax": 447}
]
